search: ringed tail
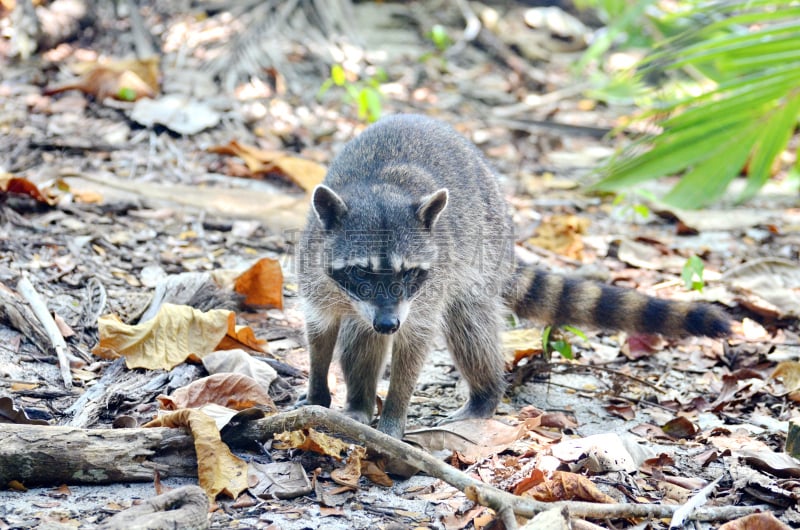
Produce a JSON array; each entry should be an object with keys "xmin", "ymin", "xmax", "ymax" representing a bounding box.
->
[{"xmin": 504, "ymin": 268, "xmax": 731, "ymax": 338}]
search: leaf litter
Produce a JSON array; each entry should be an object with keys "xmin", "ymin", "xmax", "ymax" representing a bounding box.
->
[{"xmin": 0, "ymin": 1, "xmax": 799, "ymax": 529}]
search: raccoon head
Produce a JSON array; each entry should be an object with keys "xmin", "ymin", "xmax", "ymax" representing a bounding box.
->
[{"xmin": 311, "ymin": 184, "xmax": 448, "ymax": 334}]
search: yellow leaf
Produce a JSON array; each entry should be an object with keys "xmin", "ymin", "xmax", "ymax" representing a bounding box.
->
[
  {"xmin": 274, "ymin": 429, "xmax": 351, "ymax": 461},
  {"xmin": 144, "ymin": 409, "xmax": 248, "ymax": 500},
  {"xmin": 502, "ymin": 328, "xmax": 543, "ymax": 365},
  {"xmin": 92, "ymin": 304, "xmax": 232, "ymax": 370},
  {"xmin": 772, "ymin": 361, "xmax": 800, "ymax": 393}
]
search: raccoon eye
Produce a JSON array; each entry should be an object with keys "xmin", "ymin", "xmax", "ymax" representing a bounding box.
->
[
  {"xmin": 351, "ymin": 265, "xmax": 370, "ymax": 280},
  {"xmin": 403, "ymin": 267, "xmax": 426, "ymax": 282}
]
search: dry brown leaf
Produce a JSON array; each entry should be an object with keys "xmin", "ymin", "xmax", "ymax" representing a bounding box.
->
[
  {"xmin": 217, "ymin": 320, "xmax": 267, "ymax": 353},
  {"xmin": 0, "ymin": 174, "xmax": 55, "ymax": 205},
  {"xmin": 44, "ymin": 57, "xmax": 159, "ymax": 101},
  {"xmin": 404, "ymin": 419, "xmax": 524, "ymax": 462},
  {"xmin": 208, "ymin": 140, "xmax": 326, "ymax": 191},
  {"xmin": 330, "ymin": 445, "xmax": 365, "ymax": 488},
  {"xmin": 234, "ymin": 257, "xmax": 284, "ymax": 309},
  {"xmin": 0, "ymin": 396, "xmax": 49, "ymax": 425},
  {"xmin": 360, "ymin": 458, "xmax": 393, "ymax": 487},
  {"xmin": 157, "ymin": 373, "xmax": 276, "ymax": 412},
  {"xmin": 92, "ymin": 304, "xmax": 232, "ymax": 370},
  {"xmin": 772, "ymin": 361, "xmax": 800, "ymax": 393},
  {"xmin": 501, "ymin": 328, "xmax": 543, "ymax": 365},
  {"xmin": 718, "ymin": 512, "xmax": 792, "ymax": 530},
  {"xmin": 274, "ymin": 429, "xmax": 351, "ymax": 461},
  {"xmin": 523, "ymin": 471, "xmax": 615, "ymax": 503},
  {"xmin": 526, "ymin": 214, "xmax": 588, "ymax": 259},
  {"xmin": 93, "ymin": 304, "xmax": 264, "ymax": 369},
  {"xmin": 144, "ymin": 409, "xmax": 248, "ymax": 500}
]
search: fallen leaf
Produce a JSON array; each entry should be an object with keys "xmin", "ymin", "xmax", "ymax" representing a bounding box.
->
[
  {"xmin": 331, "ymin": 445, "xmax": 366, "ymax": 488},
  {"xmin": 0, "ymin": 174, "xmax": 55, "ymax": 205},
  {"xmin": 93, "ymin": 304, "xmax": 262, "ymax": 369},
  {"xmin": 44, "ymin": 56, "xmax": 159, "ymax": 101},
  {"xmin": 202, "ymin": 349, "xmax": 278, "ymax": 392},
  {"xmin": 718, "ymin": 512, "xmax": 792, "ymax": 530},
  {"xmin": 723, "ymin": 258, "xmax": 800, "ymax": 319},
  {"xmin": 0, "ymin": 396, "xmax": 49, "ymax": 425},
  {"xmin": 145, "ymin": 409, "xmax": 248, "ymax": 500},
  {"xmin": 208, "ymin": 140, "xmax": 326, "ymax": 191},
  {"xmin": 661, "ymin": 416, "xmax": 698, "ymax": 439},
  {"xmin": 248, "ymin": 461, "xmax": 313, "ymax": 500},
  {"xmin": 403, "ymin": 419, "xmax": 524, "ymax": 462},
  {"xmin": 274, "ymin": 429, "xmax": 351, "ymax": 461},
  {"xmin": 772, "ymin": 361, "xmax": 800, "ymax": 393},
  {"xmin": 523, "ymin": 471, "xmax": 615, "ymax": 503},
  {"xmin": 501, "ymin": 328, "xmax": 543, "ymax": 365},
  {"xmin": 234, "ymin": 257, "xmax": 284, "ymax": 309},
  {"xmin": 131, "ymin": 95, "xmax": 221, "ymax": 135},
  {"xmin": 157, "ymin": 373, "xmax": 276, "ymax": 412},
  {"xmin": 527, "ymin": 214, "xmax": 588, "ymax": 260}
]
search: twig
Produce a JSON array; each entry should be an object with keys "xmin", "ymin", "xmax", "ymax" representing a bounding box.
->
[
  {"xmin": 446, "ymin": 0, "xmax": 481, "ymax": 57},
  {"xmin": 17, "ymin": 274, "xmax": 72, "ymax": 387},
  {"xmin": 223, "ymin": 406, "xmax": 766, "ymax": 522}
]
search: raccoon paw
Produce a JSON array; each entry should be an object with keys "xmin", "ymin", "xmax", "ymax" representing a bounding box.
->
[
  {"xmin": 344, "ymin": 408, "xmax": 373, "ymax": 426},
  {"xmin": 440, "ymin": 399, "xmax": 497, "ymax": 424},
  {"xmin": 295, "ymin": 390, "xmax": 331, "ymax": 409}
]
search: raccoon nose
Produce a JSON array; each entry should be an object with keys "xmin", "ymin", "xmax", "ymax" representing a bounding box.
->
[{"xmin": 373, "ymin": 315, "xmax": 400, "ymax": 334}]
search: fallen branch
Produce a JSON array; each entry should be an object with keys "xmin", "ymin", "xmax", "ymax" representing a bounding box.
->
[
  {"xmin": 0, "ymin": 424, "xmax": 196, "ymax": 486},
  {"xmin": 223, "ymin": 406, "xmax": 766, "ymax": 523},
  {"xmin": 17, "ymin": 274, "xmax": 73, "ymax": 387}
]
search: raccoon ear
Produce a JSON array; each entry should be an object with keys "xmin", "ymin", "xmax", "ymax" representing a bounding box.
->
[
  {"xmin": 312, "ymin": 185, "xmax": 348, "ymax": 230},
  {"xmin": 416, "ymin": 188, "xmax": 448, "ymax": 229}
]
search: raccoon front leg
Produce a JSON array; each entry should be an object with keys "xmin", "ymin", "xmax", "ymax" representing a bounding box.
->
[
  {"xmin": 443, "ymin": 296, "xmax": 506, "ymax": 421},
  {"xmin": 376, "ymin": 324, "xmax": 437, "ymax": 438},
  {"xmin": 301, "ymin": 318, "xmax": 341, "ymax": 409},
  {"xmin": 338, "ymin": 317, "xmax": 393, "ymax": 425}
]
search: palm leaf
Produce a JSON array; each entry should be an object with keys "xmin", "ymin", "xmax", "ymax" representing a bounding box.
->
[{"xmin": 593, "ymin": 0, "xmax": 800, "ymax": 207}]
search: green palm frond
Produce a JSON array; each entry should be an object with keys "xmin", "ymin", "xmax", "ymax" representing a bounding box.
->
[{"xmin": 593, "ymin": 0, "xmax": 800, "ymax": 208}]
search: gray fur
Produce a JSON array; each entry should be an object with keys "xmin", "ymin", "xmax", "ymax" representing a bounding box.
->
[{"xmin": 296, "ymin": 114, "xmax": 730, "ymax": 438}]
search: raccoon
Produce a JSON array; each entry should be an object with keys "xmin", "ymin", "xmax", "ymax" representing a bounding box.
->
[{"xmin": 296, "ymin": 114, "xmax": 730, "ymax": 439}]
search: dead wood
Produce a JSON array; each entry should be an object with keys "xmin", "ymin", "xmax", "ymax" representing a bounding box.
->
[
  {"xmin": 98, "ymin": 485, "xmax": 209, "ymax": 530},
  {"xmin": 222, "ymin": 406, "xmax": 767, "ymax": 524},
  {"xmin": 0, "ymin": 282, "xmax": 53, "ymax": 357},
  {"xmin": 0, "ymin": 424, "xmax": 196, "ymax": 487},
  {"xmin": 17, "ymin": 274, "xmax": 73, "ymax": 387}
]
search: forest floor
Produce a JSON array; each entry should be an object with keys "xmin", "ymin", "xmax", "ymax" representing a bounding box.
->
[{"xmin": 1, "ymin": 1, "xmax": 799, "ymax": 529}]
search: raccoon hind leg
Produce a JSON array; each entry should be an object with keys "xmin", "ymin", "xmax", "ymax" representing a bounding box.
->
[
  {"xmin": 443, "ymin": 295, "xmax": 506, "ymax": 422},
  {"xmin": 338, "ymin": 317, "xmax": 393, "ymax": 425}
]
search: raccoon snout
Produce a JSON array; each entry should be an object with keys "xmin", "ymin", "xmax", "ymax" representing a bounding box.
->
[{"xmin": 373, "ymin": 314, "xmax": 400, "ymax": 334}]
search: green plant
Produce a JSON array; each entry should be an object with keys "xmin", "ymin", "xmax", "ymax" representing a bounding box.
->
[
  {"xmin": 318, "ymin": 64, "xmax": 385, "ymax": 123},
  {"xmin": 611, "ymin": 191, "xmax": 652, "ymax": 222},
  {"xmin": 592, "ymin": 1, "xmax": 800, "ymax": 208},
  {"xmin": 681, "ymin": 255, "xmax": 706, "ymax": 292},
  {"xmin": 542, "ymin": 325, "xmax": 587, "ymax": 361}
]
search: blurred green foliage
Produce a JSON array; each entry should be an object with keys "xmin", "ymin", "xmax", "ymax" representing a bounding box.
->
[{"xmin": 584, "ymin": 0, "xmax": 800, "ymax": 207}]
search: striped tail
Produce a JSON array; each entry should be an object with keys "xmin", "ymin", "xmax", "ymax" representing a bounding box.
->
[{"xmin": 503, "ymin": 267, "xmax": 731, "ymax": 338}]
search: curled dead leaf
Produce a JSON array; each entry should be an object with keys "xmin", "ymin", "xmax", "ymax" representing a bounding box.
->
[
  {"xmin": 522, "ymin": 471, "xmax": 615, "ymax": 503},
  {"xmin": 93, "ymin": 304, "xmax": 264, "ymax": 369},
  {"xmin": 208, "ymin": 140, "xmax": 326, "ymax": 191},
  {"xmin": 144, "ymin": 409, "xmax": 248, "ymax": 500},
  {"xmin": 274, "ymin": 428, "xmax": 351, "ymax": 461},
  {"xmin": 44, "ymin": 57, "xmax": 159, "ymax": 101},
  {"xmin": 234, "ymin": 257, "xmax": 283, "ymax": 309},
  {"xmin": 157, "ymin": 373, "xmax": 275, "ymax": 412}
]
